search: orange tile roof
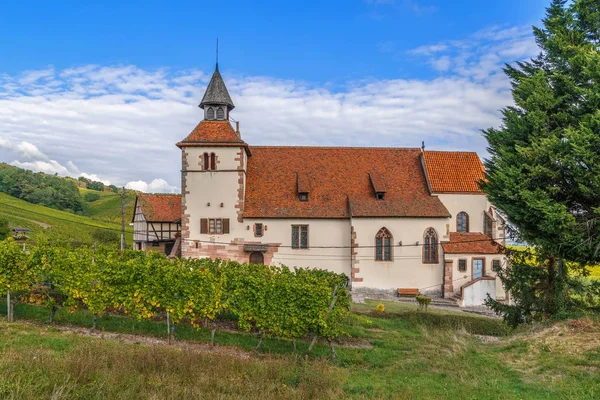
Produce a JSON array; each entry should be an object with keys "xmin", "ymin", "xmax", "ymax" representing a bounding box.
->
[
  {"xmin": 243, "ymin": 147, "xmax": 451, "ymax": 219},
  {"xmin": 136, "ymin": 194, "xmax": 181, "ymax": 222},
  {"xmin": 441, "ymin": 232, "xmax": 502, "ymax": 254},
  {"xmin": 421, "ymin": 151, "xmax": 486, "ymax": 193},
  {"xmin": 177, "ymin": 121, "xmax": 246, "ymax": 147}
]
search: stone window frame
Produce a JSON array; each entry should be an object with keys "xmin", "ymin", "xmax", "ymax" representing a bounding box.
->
[
  {"xmin": 458, "ymin": 259, "xmax": 467, "ymax": 272},
  {"xmin": 375, "ymin": 227, "xmax": 393, "ymax": 261},
  {"xmin": 254, "ymin": 223, "xmax": 264, "ymax": 238},
  {"xmin": 422, "ymin": 227, "xmax": 439, "ymax": 264},
  {"xmin": 291, "ymin": 225, "xmax": 309, "ymax": 249}
]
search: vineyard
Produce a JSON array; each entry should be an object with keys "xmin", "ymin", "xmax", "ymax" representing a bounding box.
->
[{"xmin": 0, "ymin": 238, "xmax": 350, "ymax": 357}]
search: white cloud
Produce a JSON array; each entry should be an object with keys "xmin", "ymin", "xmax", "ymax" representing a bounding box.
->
[
  {"xmin": 15, "ymin": 141, "xmax": 49, "ymax": 161},
  {"xmin": 0, "ymin": 26, "xmax": 538, "ymax": 192},
  {"xmin": 125, "ymin": 178, "xmax": 177, "ymax": 194},
  {"xmin": 407, "ymin": 24, "xmax": 537, "ymax": 82},
  {"xmin": 409, "ymin": 44, "xmax": 448, "ymax": 56},
  {"xmin": 431, "ymin": 56, "xmax": 451, "ymax": 72},
  {"xmin": 11, "ymin": 160, "xmax": 71, "ymax": 176},
  {"xmin": 80, "ymin": 173, "xmax": 111, "ymax": 186}
]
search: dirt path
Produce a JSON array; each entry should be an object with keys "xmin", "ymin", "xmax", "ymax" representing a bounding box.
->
[
  {"xmin": 23, "ymin": 320, "xmax": 253, "ymax": 360},
  {"xmin": 0, "ymin": 212, "xmax": 52, "ymax": 228}
]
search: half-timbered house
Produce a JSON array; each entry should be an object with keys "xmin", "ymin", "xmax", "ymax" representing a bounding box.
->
[{"xmin": 132, "ymin": 194, "xmax": 182, "ymax": 257}]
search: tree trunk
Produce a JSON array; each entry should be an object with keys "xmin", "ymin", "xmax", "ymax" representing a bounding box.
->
[
  {"xmin": 92, "ymin": 314, "xmax": 98, "ymax": 330},
  {"xmin": 210, "ymin": 321, "xmax": 217, "ymax": 346},
  {"xmin": 305, "ymin": 334, "xmax": 318, "ymax": 357},
  {"xmin": 293, "ymin": 339, "xmax": 297, "ymax": 353}
]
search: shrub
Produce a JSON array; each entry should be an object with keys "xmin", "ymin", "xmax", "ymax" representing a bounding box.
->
[
  {"xmin": 83, "ymin": 192, "xmax": 101, "ymax": 202},
  {"xmin": 416, "ymin": 296, "xmax": 432, "ymax": 311},
  {"xmin": 376, "ymin": 303, "xmax": 385, "ymax": 313}
]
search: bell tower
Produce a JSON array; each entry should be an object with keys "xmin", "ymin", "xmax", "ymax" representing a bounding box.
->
[{"xmin": 176, "ymin": 61, "xmax": 249, "ymax": 260}]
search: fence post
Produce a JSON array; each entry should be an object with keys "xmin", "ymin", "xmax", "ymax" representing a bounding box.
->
[{"xmin": 6, "ymin": 289, "xmax": 13, "ymax": 322}]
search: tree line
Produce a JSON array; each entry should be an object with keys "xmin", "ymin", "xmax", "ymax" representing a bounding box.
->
[{"xmin": 0, "ymin": 163, "xmax": 118, "ymax": 215}]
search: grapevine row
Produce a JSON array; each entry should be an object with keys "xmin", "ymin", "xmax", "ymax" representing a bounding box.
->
[{"xmin": 0, "ymin": 238, "xmax": 350, "ymax": 354}]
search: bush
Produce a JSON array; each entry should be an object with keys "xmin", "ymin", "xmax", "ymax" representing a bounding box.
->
[
  {"xmin": 83, "ymin": 192, "xmax": 101, "ymax": 202},
  {"xmin": 416, "ymin": 296, "xmax": 432, "ymax": 311}
]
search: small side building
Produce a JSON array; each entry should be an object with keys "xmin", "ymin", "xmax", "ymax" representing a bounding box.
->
[{"xmin": 132, "ymin": 194, "xmax": 182, "ymax": 257}]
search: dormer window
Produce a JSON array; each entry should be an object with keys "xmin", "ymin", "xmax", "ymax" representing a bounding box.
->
[
  {"xmin": 207, "ymin": 107, "xmax": 215, "ymax": 120},
  {"xmin": 369, "ymin": 172, "xmax": 386, "ymax": 201},
  {"xmin": 296, "ymin": 172, "xmax": 310, "ymax": 203},
  {"xmin": 216, "ymin": 107, "xmax": 225, "ymax": 120}
]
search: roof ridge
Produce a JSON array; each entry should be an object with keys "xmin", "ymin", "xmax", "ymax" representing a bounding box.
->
[{"xmin": 250, "ymin": 146, "xmax": 422, "ymax": 150}]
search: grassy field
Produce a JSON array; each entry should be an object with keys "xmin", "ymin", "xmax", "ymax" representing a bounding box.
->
[
  {"xmin": 79, "ymin": 187, "xmax": 136, "ymax": 224},
  {"xmin": 0, "ymin": 192, "xmax": 132, "ymax": 244},
  {"xmin": 1, "ymin": 299, "xmax": 599, "ymax": 399}
]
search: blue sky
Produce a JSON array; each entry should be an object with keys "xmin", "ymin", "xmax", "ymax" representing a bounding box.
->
[{"xmin": 0, "ymin": 0, "xmax": 550, "ymax": 192}]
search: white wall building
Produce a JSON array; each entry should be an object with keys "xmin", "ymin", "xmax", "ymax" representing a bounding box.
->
[{"xmin": 170, "ymin": 63, "xmax": 508, "ymax": 302}]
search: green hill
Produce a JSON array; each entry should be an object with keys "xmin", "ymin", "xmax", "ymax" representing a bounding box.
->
[
  {"xmin": 0, "ymin": 192, "xmax": 133, "ymax": 244},
  {"xmin": 79, "ymin": 187, "xmax": 136, "ymax": 224}
]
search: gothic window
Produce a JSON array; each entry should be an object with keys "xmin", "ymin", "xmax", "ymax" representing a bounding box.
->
[
  {"xmin": 423, "ymin": 228, "xmax": 438, "ymax": 263},
  {"xmin": 216, "ymin": 107, "xmax": 225, "ymax": 120},
  {"xmin": 207, "ymin": 107, "xmax": 215, "ymax": 120},
  {"xmin": 457, "ymin": 212, "xmax": 469, "ymax": 232},
  {"xmin": 375, "ymin": 227, "xmax": 392, "ymax": 261},
  {"xmin": 484, "ymin": 212, "xmax": 494, "ymax": 238},
  {"xmin": 210, "ymin": 153, "xmax": 216, "ymax": 170},
  {"xmin": 203, "ymin": 153, "xmax": 210, "ymax": 170}
]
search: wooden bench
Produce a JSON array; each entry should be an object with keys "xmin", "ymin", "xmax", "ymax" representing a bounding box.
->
[{"xmin": 397, "ymin": 288, "xmax": 419, "ymax": 297}]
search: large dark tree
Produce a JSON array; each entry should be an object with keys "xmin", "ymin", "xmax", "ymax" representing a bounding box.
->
[{"xmin": 483, "ymin": 0, "xmax": 600, "ymax": 322}]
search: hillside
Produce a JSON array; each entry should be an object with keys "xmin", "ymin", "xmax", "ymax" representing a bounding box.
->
[
  {"xmin": 0, "ymin": 192, "xmax": 132, "ymax": 244},
  {"xmin": 79, "ymin": 187, "xmax": 136, "ymax": 224}
]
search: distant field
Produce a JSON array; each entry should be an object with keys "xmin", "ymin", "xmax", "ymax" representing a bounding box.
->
[
  {"xmin": 79, "ymin": 187, "xmax": 136, "ymax": 224},
  {"xmin": 0, "ymin": 192, "xmax": 132, "ymax": 244}
]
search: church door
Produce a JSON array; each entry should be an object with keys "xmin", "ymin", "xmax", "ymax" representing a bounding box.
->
[{"xmin": 249, "ymin": 251, "xmax": 264, "ymax": 265}]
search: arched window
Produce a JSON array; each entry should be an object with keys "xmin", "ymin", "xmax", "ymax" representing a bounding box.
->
[
  {"xmin": 423, "ymin": 228, "xmax": 438, "ymax": 263},
  {"xmin": 375, "ymin": 227, "xmax": 392, "ymax": 261},
  {"xmin": 210, "ymin": 153, "xmax": 216, "ymax": 170},
  {"xmin": 207, "ymin": 107, "xmax": 215, "ymax": 120},
  {"xmin": 457, "ymin": 212, "xmax": 469, "ymax": 232},
  {"xmin": 216, "ymin": 107, "xmax": 225, "ymax": 120},
  {"xmin": 203, "ymin": 153, "xmax": 210, "ymax": 170}
]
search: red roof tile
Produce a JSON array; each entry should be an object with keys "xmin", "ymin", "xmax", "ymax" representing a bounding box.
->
[
  {"xmin": 136, "ymin": 194, "xmax": 181, "ymax": 222},
  {"xmin": 442, "ymin": 232, "xmax": 502, "ymax": 254},
  {"xmin": 243, "ymin": 147, "xmax": 450, "ymax": 219},
  {"xmin": 422, "ymin": 151, "xmax": 485, "ymax": 193},
  {"xmin": 177, "ymin": 121, "xmax": 246, "ymax": 146}
]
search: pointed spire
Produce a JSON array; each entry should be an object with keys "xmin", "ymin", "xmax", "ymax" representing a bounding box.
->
[{"xmin": 199, "ymin": 65, "xmax": 235, "ymax": 110}]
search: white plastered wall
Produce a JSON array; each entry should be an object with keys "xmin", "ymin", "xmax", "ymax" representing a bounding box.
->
[
  {"xmin": 244, "ymin": 218, "xmax": 352, "ymax": 275},
  {"xmin": 351, "ymin": 217, "xmax": 449, "ymax": 295},
  {"xmin": 436, "ymin": 193, "xmax": 490, "ymax": 234},
  {"xmin": 183, "ymin": 146, "xmax": 246, "ymax": 243}
]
